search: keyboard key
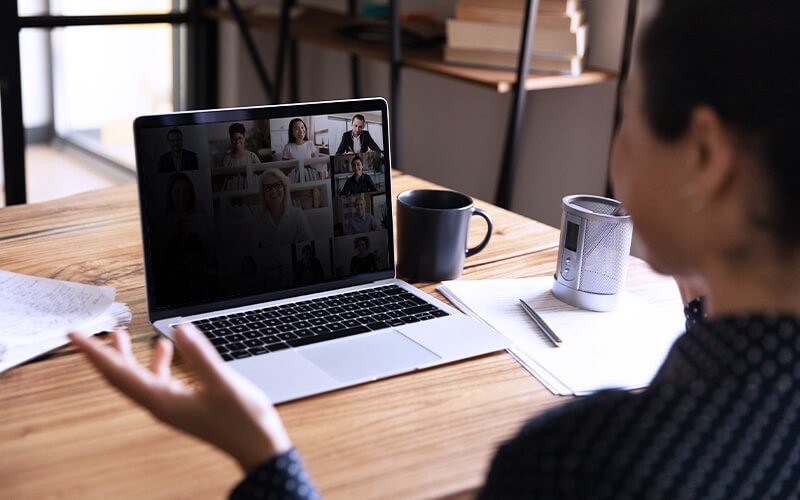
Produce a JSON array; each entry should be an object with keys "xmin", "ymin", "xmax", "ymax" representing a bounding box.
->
[
  {"xmin": 402, "ymin": 304, "xmax": 438, "ymax": 315},
  {"xmin": 193, "ymin": 322, "xmax": 214, "ymax": 332},
  {"xmin": 266, "ymin": 343, "xmax": 289, "ymax": 352},
  {"xmin": 365, "ymin": 321, "xmax": 389, "ymax": 330},
  {"xmin": 287, "ymin": 325, "xmax": 370, "ymax": 347}
]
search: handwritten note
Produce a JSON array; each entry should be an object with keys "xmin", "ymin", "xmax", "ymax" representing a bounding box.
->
[{"xmin": 0, "ymin": 270, "xmax": 131, "ymax": 373}]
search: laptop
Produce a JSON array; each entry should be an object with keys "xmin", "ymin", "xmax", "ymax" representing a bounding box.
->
[{"xmin": 133, "ymin": 97, "xmax": 510, "ymax": 403}]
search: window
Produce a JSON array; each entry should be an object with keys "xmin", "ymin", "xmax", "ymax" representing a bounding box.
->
[{"xmin": 19, "ymin": 0, "xmax": 184, "ymax": 169}]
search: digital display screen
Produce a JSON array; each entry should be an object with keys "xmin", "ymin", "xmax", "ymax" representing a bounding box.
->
[
  {"xmin": 135, "ymin": 103, "xmax": 392, "ymax": 311},
  {"xmin": 565, "ymin": 221, "xmax": 580, "ymax": 252}
]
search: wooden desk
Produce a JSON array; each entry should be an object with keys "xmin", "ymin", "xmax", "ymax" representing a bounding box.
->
[{"xmin": 0, "ymin": 171, "xmax": 680, "ymax": 498}]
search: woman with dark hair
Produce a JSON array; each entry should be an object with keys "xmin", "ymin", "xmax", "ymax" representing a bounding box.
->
[
  {"xmin": 70, "ymin": 1, "xmax": 800, "ymax": 498},
  {"xmin": 350, "ymin": 236, "xmax": 376, "ymax": 275},
  {"xmin": 282, "ymin": 118, "xmax": 322, "ymax": 183},
  {"xmin": 165, "ymin": 172, "xmax": 196, "ymax": 215},
  {"xmin": 223, "ymin": 122, "xmax": 260, "ymax": 167},
  {"xmin": 163, "ymin": 172, "xmax": 204, "ymax": 240},
  {"xmin": 281, "ymin": 118, "xmax": 318, "ymax": 160}
]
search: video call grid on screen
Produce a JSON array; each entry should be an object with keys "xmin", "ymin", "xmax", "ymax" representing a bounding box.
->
[{"xmin": 134, "ymin": 103, "xmax": 392, "ymax": 312}]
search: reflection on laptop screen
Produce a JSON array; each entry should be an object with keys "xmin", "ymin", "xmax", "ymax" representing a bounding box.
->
[{"xmin": 135, "ymin": 103, "xmax": 392, "ymax": 311}]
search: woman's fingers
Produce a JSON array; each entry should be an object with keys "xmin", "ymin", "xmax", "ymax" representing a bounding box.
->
[
  {"xmin": 70, "ymin": 330, "xmax": 163, "ymax": 408},
  {"xmin": 150, "ymin": 336, "xmax": 174, "ymax": 378},
  {"xmin": 110, "ymin": 329, "xmax": 134, "ymax": 359},
  {"xmin": 171, "ymin": 324, "xmax": 227, "ymax": 384},
  {"xmin": 69, "ymin": 331, "xmax": 123, "ymax": 374}
]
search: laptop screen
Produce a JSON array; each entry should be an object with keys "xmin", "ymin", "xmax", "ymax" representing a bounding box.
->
[{"xmin": 133, "ymin": 98, "xmax": 394, "ymax": 317}]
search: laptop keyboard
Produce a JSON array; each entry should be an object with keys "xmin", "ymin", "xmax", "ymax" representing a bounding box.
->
[{"xmin": 186, "ymin": 284, "xmax": 450, "ymax": 361}]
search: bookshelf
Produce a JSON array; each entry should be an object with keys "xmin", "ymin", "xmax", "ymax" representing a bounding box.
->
[
  {"xmin": 204, "ymin": 6, "xmax": 613, "ymax": 94},
  {"xmin": 205, "ymin": 0, "xmax": 637, "ymax": 208}
]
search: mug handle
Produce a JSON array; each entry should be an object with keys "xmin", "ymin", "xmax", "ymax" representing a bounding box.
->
[{"xmin": 466, "ymin": 207, "xmax": 493, "ymax": 257}]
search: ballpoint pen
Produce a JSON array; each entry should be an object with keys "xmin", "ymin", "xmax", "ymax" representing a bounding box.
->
[{"xmin": 518, "ymin": 299, "xmax": 562, "ymax": 347}]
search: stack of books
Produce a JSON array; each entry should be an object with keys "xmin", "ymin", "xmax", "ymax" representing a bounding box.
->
[{"xmin": 444, "ymin": 0, "xmax": 588, "ymax": 76}]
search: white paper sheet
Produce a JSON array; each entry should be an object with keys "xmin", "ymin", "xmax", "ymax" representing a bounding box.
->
[
  {"xmin": 439, "ymin": 277, "xmax": 685, "ymax": 396},
  {"xmin": 0, "ymin": 270, "xmax": 131, "ymax": 373}
]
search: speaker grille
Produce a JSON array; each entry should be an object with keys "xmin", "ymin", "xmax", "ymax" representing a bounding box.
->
[
  {"xmin": 573, "ymin": 198, "xmax": 618, "ymax": 216},
  {"xmin": 578, "ymin": 218, "xmax": 632, "ymax": 294}
]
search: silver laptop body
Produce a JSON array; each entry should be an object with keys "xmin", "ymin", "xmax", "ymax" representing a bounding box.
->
[{"xmin": 134, "ymin": 97, "xmax": 509, "ymax": 403}]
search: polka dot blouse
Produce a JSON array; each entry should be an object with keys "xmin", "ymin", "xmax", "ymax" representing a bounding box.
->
[
  {"xmin": 231, "ymin": 299, "xmax": 800, "ymax": 499},
  {"xmin": 479, "ymin": 298, "xmax": 800, "ymax": 499},
  {"xmin": 231, "ymin": 448, "xmax": 319, "ymax": 500}
]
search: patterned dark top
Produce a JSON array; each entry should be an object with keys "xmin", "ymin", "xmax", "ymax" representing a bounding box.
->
[
  {"xmin": 231, "ymin": 299, "xmax": 800, "ymax": 499},
  {"xmin": 479, "ymin": 299, "xmax": 800, "ymax": 499},
  {"xmin": 230, "ymin": 448, "xmax": 319, "ymax": 500}
]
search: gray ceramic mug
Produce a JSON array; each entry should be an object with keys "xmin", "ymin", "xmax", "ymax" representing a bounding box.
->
[{"xmin": 396, "ymin": 189, "xmax": 493, "ymax": 282}]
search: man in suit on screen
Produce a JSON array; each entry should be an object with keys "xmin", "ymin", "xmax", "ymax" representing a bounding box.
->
[
  {"xmin": 335, "ymin": 114, "xmax": 381, "ymax": 155},
  {"xmin": 157, "ymin": 128, "xmax": 199, "ymax": 172}
]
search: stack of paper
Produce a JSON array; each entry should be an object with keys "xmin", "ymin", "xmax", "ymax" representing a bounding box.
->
[
  {"xmin": 439, "ymin": 276, "xmax": 685, "ymax": 396},
  {"xmin": 0, "ymin": 270, "xmax": 131, "ymax": 374}
]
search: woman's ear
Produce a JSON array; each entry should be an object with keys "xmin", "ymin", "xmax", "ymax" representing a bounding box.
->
[{"xmin": 685, "ymin": 106, "xmax": 739, "ymax": 204}]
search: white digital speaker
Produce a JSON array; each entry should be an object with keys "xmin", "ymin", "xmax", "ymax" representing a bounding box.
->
[{"xmin": 551, "ymin": 194, "xmax": 633, "ymax": 312}]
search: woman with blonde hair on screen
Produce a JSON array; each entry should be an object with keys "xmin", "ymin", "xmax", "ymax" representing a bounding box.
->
[{"xmin": 253, "ymin": 167, "xmax": 312, "ymax": 246}]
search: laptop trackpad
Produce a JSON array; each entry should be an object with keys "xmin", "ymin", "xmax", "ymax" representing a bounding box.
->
[{"xmin": 299, "ymin": 330, "xmax": 440, "ymax": 382}]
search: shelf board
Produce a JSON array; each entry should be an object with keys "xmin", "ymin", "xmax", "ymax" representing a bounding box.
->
[{"xmin": 204, "ymin": 6, "xmax": 615, "ymax": 94}]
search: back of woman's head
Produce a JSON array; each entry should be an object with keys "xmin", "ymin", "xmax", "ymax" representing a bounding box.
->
[{"xmin": 639, "ymin": 0, "xmax": 800, "ymax": 246}]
